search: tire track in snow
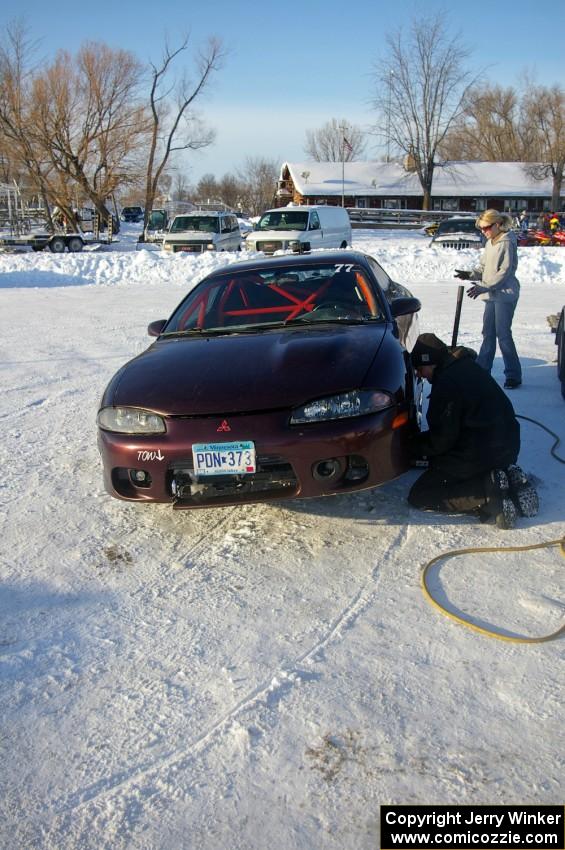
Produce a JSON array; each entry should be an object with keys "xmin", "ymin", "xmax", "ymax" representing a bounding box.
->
[{"xmin": 52, "ymin": 520, "xmax": 410, "ymax": 817}]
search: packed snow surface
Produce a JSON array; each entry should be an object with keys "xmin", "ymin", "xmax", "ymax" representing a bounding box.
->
[{"xmin": 0, "ymin": 226, "xmax": 563, "ymax": 850}]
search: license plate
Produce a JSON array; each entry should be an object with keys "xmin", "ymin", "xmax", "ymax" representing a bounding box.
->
[{"xmin": 192, "ymin": 441, "xmax": 256, "ymax": 476}]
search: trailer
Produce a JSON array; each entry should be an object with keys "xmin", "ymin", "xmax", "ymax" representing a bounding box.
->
[
  {"xmin": 0, "ymin": 232, "xmax": 90, "ymax": 253},
  {"xmin": 0, "ymin": 182, "xmax": 118, "ymax": 253}
]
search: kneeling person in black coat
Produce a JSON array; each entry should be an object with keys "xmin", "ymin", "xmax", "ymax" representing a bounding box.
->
[{"xmin": 408, "ymin": 333, "xmax": 527, "ymax": 529}]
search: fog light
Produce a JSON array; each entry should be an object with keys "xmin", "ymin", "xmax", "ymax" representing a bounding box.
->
[
  {"xmin": 312, "ymin": 459, "xmax": 341, "ymax": 481},
  {"xmin": 129, "ymin": 469, "xmax": 151, "ymax": 487}
]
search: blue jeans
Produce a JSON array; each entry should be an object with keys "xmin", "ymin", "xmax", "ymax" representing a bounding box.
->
[{"xmin": 476, "ymin": 300, "xmax": 522, "ymax": 381}]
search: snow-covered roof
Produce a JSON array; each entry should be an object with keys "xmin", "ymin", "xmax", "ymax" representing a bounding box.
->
[{"xmin": 283, "ymin": 161, "xmax": 555, "ymax": 198}]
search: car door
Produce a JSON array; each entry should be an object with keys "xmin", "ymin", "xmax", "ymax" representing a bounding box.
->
[
  {"xmin": 226, "ymin": 215, "xmax": 242, "ymax": 250},
  {"xmin": 307, "ymin": 211, "xmax": 323, "ymax": 248}
]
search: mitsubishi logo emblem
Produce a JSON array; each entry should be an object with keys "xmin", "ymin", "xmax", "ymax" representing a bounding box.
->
[{"xmin": 217, "ymin": 419, "xmax": 231, "ymax": 432}]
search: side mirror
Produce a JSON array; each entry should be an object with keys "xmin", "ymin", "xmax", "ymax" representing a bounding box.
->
[
  {"xmin": 148, "ymin": 319, "xmax": 167, "ymax": 337},
  {"xmin": 390, "ymin": 297, "xmax": 421, "ymax": 318}
]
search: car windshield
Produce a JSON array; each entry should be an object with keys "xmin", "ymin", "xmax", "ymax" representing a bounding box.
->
[
  {"xmin": 170, "ymin": 216, "xmax": 219, "ymax": 234},
  {"xmin": 255, "ymin": 211, "xmax": 309, "ymax": 232},
  {"xmin": 438, "ymin": 219, "xmax": 479, "ymax": 235},
  {"xmin": 163, "ymin": 263, "xmax": 384, "ymax": 334}
]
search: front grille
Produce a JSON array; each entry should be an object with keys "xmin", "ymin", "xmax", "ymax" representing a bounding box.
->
[
  {"xmin": 173, "ymin": 243, "xmax": 205, "ymax": 253},
  {"xmin": 169, "ymin": 454, "xmax": 298, "ymax": 506},
  {"xmin": 438, "ymin": 239, "xmax": 480, "ymax": 250},
  {"xmin": 257, "ymin": 240, "xmax": 283, "ymax": 253}
]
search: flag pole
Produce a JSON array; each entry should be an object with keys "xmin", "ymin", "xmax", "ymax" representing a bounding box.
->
[{"xmin": 340, "ymin": 122, "xmax": 346, "ymax": 207}]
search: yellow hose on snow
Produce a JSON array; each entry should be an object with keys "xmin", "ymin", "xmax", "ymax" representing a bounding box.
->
[{"xmin": 421, "ymin": 536, "xmax": 565, "ymax": 643}]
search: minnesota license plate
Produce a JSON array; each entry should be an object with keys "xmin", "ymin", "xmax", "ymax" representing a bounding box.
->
[{"xmin": 192, "ymin": 441, "xmax": 256, "ymax": 476}]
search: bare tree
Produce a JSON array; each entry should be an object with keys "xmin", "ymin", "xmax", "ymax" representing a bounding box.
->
[
  {"xmin": 0, "ymin": 25, "xmax": 146, "ymax": 231},
  {"xmin": 30, "ymin": 43, "xmax": 146, "ymax": 229},
  {"xmin": 304, "ymin": 118, "xmax": 366, "ymax": 161},
  {"xmin": 522, "ymin": 85, "xmax": 565, "ymax": 210},
  {"xmin": 440, "ymin": 85, "xmax": 526, "ymax": 161},
  {"xmin": 372, "ymin": 13, "xmax": 479, "ymax": 209},
  {"xmin": 218, "ymin": 174, "xmax": 244, "ymax": 210},
  {"xmin": 438, "ymin": 82, "xmax": 565, "ymax": 207},
  {"xmin": 142, "ymin": 35, "xmax": 224, "ymax": 232},
  {"xmin": 236, "ymin": 157, "xmax": 278, "ymax": 215},
  {"xmin": 194, "ymin": 173, "xmax": 219, "ymax": 203},
  {"xmin": 171, "ymin": 171, "xmax": 194, "ymax": 204},
  {"xmin": 0, "ymin": 21, "xmax": 56, "ymax": 225}
]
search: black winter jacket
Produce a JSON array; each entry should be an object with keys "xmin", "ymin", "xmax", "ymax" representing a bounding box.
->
[{"xmin": 412, "ymin": 348, "xmax": 520, "ymax": 479}]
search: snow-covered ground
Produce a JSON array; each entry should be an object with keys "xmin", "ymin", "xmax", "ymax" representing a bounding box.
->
[{"xmin": 1, "ymin": 225, "xmax": 563, "ymax": 850}]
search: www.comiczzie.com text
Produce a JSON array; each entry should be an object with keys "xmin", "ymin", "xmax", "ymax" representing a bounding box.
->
[{"xmin": 381, "ymin": 805, "xmax": 564, "ymax": 849}]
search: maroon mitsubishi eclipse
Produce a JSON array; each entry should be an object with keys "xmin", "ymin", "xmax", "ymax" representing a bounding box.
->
[{"xmin": 97, "ymin": 251, "xmax": 422, "ymax": 508}]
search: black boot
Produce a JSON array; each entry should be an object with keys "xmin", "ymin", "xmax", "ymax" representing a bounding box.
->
[
  {"xmin": 507, "ymin": 465, "xmax": 539, "ymax": 517},
  {"xmin": 483, "ymin": 469, "xmax": 517, "ymax": 529}
]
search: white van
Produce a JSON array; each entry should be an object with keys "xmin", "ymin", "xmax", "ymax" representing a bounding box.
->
[
  {"xmin": 162, "ymin": 212, "xmax": 242, "ymax": 253},
  {"xmin": 245, "ymin": 205, "xmax": 351, "ymax": 254}
]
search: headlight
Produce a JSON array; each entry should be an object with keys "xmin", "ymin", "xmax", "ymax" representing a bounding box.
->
[
  {"xmin": 290, "ymin": 390, "xmax": 393, "ymax": 424},
  {"xmin": 97, "ymin": 407, "xmax": 166, "ymax": 434},
  {"xmin": 206, "ymin": 243, "xmax": 215, "ymax": 250}
]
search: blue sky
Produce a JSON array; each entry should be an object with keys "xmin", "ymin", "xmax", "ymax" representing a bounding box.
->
[{"xmin": 3, "ymin": 1, "xmax": 565, "ymax": 185}]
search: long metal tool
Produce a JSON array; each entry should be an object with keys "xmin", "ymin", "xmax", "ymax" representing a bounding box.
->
[{"xmin": 451, "ymin": 284, "xmax": 465, "ymax": 347}]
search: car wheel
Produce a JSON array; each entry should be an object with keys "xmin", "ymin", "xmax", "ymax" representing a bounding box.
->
[
  {"xmin": 49, "ymin": 236, "xmax": 66, "ymax": 253},
  {"xmin": 67, "ymin": 237, "xmax": 84, "ymax": 253},
  {"xmin": 340, "ymin": 241, "xmax": 348, "ymax": 249}
]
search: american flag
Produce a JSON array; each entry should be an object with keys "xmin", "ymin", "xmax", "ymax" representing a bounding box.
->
[{"xmin": 343, "ymin": 136, "xmax": 353, "ymax": 155}]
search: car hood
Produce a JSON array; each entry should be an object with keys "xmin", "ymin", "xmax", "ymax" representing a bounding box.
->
[
  {"xmin": 435, "ymin": 231, "xmax": 481, "ymax": 240},
  {"xmin": 163, "ymin": 230, "xmax": 214, "ymax": 239},
  {"xmin": 247, "ymin": 229, "xmax": 304, "ymax": 241},
  {"xmin": 107, "ymin": 324, "xmax": 388, "ymax": 415}
]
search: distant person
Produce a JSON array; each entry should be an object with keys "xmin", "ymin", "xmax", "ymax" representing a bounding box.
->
[
  {"xmin": 518, "ymin": 210, "xmax": 529, "ymax": 233},
  {"xmin": 407, "ymin": 334, "xmax": 538, "ymax": 529},
  {"xmin": 454, "ymin": 209, "xmax": 522, "ymax": 389}
]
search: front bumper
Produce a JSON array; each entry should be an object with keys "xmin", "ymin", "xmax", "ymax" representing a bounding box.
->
[{"xmin": 97, "ymin": 405, "xmax": 412, "ymax": 508}]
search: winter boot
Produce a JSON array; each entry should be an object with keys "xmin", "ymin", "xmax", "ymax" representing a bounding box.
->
[
  {"xmin": 507, "ymin": 465, "xmax": 540, "ymax": 518},
  {"xmin": 507, "ymin": 464, "xmax": 528, "ymax": 488},
  {"xmin": 483, "ymin": 469, "xmax": 517, "ymax": 530}
]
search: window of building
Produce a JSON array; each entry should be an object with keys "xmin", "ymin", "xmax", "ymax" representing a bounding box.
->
[
  {"xmin": 506, "ymin": 199, "xmax": 529, "ymax": 212},
  {"xmin": 433, "ymin": 199, "xmax": 459, "ymax": 211}
]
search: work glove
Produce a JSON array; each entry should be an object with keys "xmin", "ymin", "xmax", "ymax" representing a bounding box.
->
[
  {"xmin": 454, "ymin": 269, "xmax": 472, "ymax": 280},
  {"xmin": 466, "ymin": 285, "xmax": 487, "ymax": 299}
]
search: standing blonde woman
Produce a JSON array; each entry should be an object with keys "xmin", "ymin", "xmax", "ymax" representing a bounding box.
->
[{"xmin": 455, "ymin": 209, "xmax": 522, "ymax": 389}]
